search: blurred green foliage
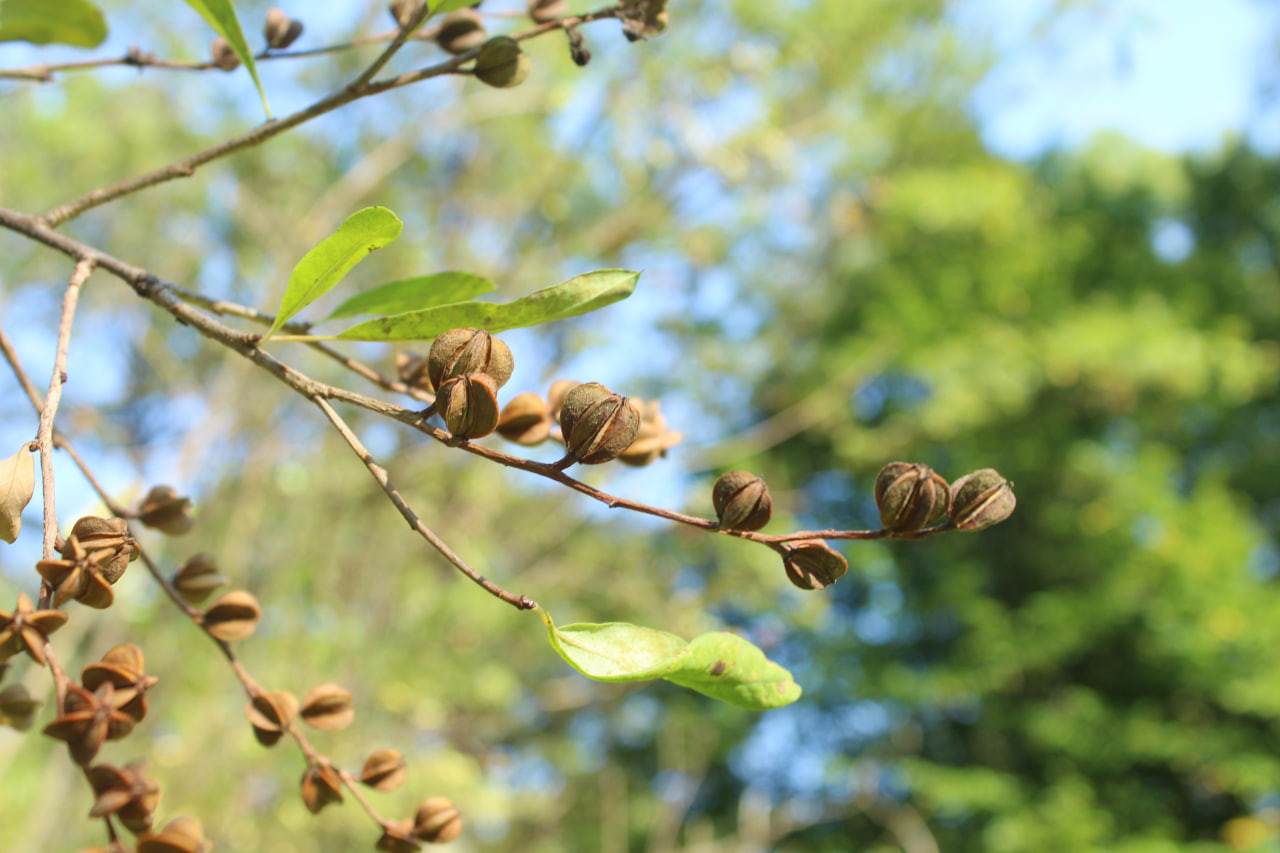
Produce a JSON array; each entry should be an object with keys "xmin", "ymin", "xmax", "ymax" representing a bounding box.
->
[{"xmin": 2, "ymin": 1, "xmax": 1280, "ymax": 852}]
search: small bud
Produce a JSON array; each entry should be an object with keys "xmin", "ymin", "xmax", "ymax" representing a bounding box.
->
[
  {"xmin": 427, "ymin": 328, "xmax": 513, "ymax": 390},
  {"xmin": 558, "ymin": 383, "xmax": 641, "ymax": 465},
  {"xmin": 781, "ymin": 540, "xmax": 848, "ymax": 590},
  {"xmin": 474, "ymin": 36, "xmax": 531, "ymax": 89},
  {"xmin": 874, "ymin": 462, "xmax": 949, "ymax": 534},
  {"xmin": 137, "ymin": 485, "xmax": 194, "ymax": 535},
  {"xmin": 414, "ymin": 797, "xmax": 463, "ymax": 844},
  {"xmin": 949, "ymin": 469, "xmax": 1016, "ymax": 531},
  {"xmin": 527, "ymin": 0, "xmax": 569, "ymax": 22},
  {"xmin": 711, "ymin": 471, "xmax": 772, "ymax": 531},
  {"xmin": 210, "ymin": 36, "xmax": 240, "ymax": 71},
  {"xmin": 388, "ymin": 0, "xmax": 425, "ymax": 28},
  {"xmin": 496, "ymin": 392, "xmax": 552, "ymax": 445},
  {"xmin": 437, "ymin": 9, "xmax": 486, "ymax": 55},
  {"xmin": 439, "ymin": 373, "xmax": 501, "ymax": 439},
  {"xmin": 264, "ymin": 8, "xmax": 304, "ymax": 50}
]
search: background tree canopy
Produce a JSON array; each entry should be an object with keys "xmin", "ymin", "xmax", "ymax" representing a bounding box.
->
[{"xmin": 2, "ymin": 1, "xmax": 1279, "ymax": 851}]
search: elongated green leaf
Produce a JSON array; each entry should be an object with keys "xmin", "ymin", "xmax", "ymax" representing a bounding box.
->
[
  {"xmin": 0, "ymin": 0, "xmax": 106, "ymax": 46},
  {"xmin": 537, "ymin": 609, "xmax": 801, "ymax": 710},
  {"xmin": 335, "ymin": 269, "xmax": 639, "ymax": 341},
  {"xmin": 326, "ymin": 272, "xmax": 495, "ymax": 321},
  {"xmin": 265, "ymin": 207, "xmax": 403, "ymax": 340},
  {"xmin": 429, "ymin": 0, "xmax": 477, "ymax": 13},
  {"xmin": 664, "ymin": 632, "xmax": 802, "ymax": 710},
  {"xmin": 182, "ymin": 0, "xmax": 269, "ymax": 116}
]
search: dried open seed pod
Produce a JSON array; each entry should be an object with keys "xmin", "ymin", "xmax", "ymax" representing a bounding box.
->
[
  {"xmin": 300, "ymin": 682, "xmax": 355, "ymax": 731},
  {"xmin": 427, "ymin": 328, "xmax": 513, "ymax": 389},
  {"xmin": 137, "ymin": 485, "xmax": 194, "ymax": 535},
  {"xmin": 436, "ymin": 9, "xmax": 486, "ymax": 54},
  {"xmin": 301, "ymin": 762, "xmax": 344, "ymax": 814},
  {"xmin": 874, "ymin": 462, "xmax": 950, "ymax": 534},
  {"xmin": 949, "ymin": 468, "xmax": 1016, "ymax": 531},
  {"xmin": 497, "ymin": 392, "xmax": 552, "ymax": 445},
  {"xmin": 87, "ymin": 760, "xmax": 160, "ymax": 834},
  {"xmin": 377, "ymin": 820, "xmax": 422, "ymax": 853},
  {"xmin": 65, "ymin": 515, "xmax": 138, "ymax": 584},
  {"xmin": 781, "ymin": 540, "xmax": 848, "ymax": 590},
  {"xmin": 438, "ymin": 373, "xmax": 501, "ymax": 439},
  {"xmin": 201, "ymin": 590, "xmax": 261, "ymax": 642},
  {"xmin": 210, "ymin": 36, "xmax": 240, "ymax": 71},
  {"xmin": 617, "ymin": 399, "xmax": 682, "ymax": 467},
  {"xmin": 474, "ymin": 36, "xmax": 531, "ymax": 88},
  {"xmin": 171, "ymin": 554, "xmax": 229, "ymax": 604},
  {"xmin": 558, "ymin": 383, "xmax": 641, "ymax": 465},
  {"xmin": 414, "ymin": 797, "xmax": 463, "ymax": 844},
  {"xmin": 246, "ymin": 690, "xmax": 299, "ymax": 747},
  {"xmin": 264, "ymin": 7, "xmax": 304, "ymax": 50},
  {"xmin": 527, "ymin": 0, "xmax": 569, "ymax": 22},
  {"xmin": 712, "ymin": 471, "xmax": 772, "ymax": 531},
  {"xmin": 137, "ymin": 816, "xmax": 212, "ymax": 853},
  {"xmin": 82, "ymin": 644, "xmax": 158, "ymax": 723},
  {"xmin": 361, "ymin": 748, "xmax": 409, "ymax": 791}
]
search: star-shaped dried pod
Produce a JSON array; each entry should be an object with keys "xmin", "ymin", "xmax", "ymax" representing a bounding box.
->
[
  {"xmin": 0, "ymin": 683, "xmax": 40, "ymax": 731},
  {"xmin": 780, "ymin": 540, "xmax": 849, "ymax": 591},
  {"xmin": 413, "ymin": 796, "xmax": 463, "ymax": 844},
  {"xmin": 137, "ymin": 816, "xmax": 212, "ymax": 853},
  {"xmin": 360, "ymin": 748, "xmax": 408, "ymax": 792},
  {"xmin": 0, "ymin": 592, "xmax": 69, "ymax": 665},
  {"xmin": 301, "ymin": 682, "xmax": 354, "ymax": 731},
  {"xmin": 62, "ymin": 515, "xmax": 140, "ymax": 586},
  {"xmin": 88, "ymin": 759, "xmax": 161, "ymax": 834},
  {"xmin": 37, "ymin": 536, "xmax": 117, "ymax": 609},
  {"xmin": 170, "ymin": 554, "xmax": 229, "ymax": 605},
  {"xmin": 438, "ymin": 373, "xmax": 501, "ymax": 439},
  {"xmin": 300, "ymin": 761, "xmax": 345, "ymax": 814},
  {"xmin": 245, "ymin": 689, "xmax": 299, "ymax": 747},
  {"xmin": 43, "ymin": 682, "xmax": 136, "ymax": 765},
  {"xmin": 396, "ymin": 351, "xmax": 435, "ymax": 393},
  {"xmin": 136, "ymin": 486, "xmax": 194, "ymax": 536},
  {"xmin": 496, "ymin": 392, "xmax": 552, "ymax": 446},
  {"xmin": 82, "ymin": 644, "xmax": 159, "ymax": 723},
  {"xmin": 201, "ymin": 590, "xmax": 261, "ymax": 642},
  {"xmin": 377, "ymin": 819, "xmax": 422, "ymax": 853},
  {"xmin": 617, "ymin": 399, "xmax": 683, "ymax": 467},
  {"xmin": 427, "ymin": 328, "xmax": 513, "ymax": 390},
  {"xmin": 558, "ymin": 383, "xmax": 642, "ymax": 465}
]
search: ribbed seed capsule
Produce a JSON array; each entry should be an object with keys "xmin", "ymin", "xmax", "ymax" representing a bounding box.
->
[
  {"xmin": 559, "ymin": 383, "xmax": 641, "ymax": 465},
  {"xmin": 474, "ymin": 36, "xmax": 531, "ymax": 88},
  {"xmin": 712, "ymin": 471, "xmax": 772, "ymax": 531},
  {"xmin": 427, "ymin": 328, "xmax": 513, "ymax": 390},
  {"xmin": 439, "ymin": 373, "xmax": 501, "ymax": 439},
  {"xmin": 414, "ymin": 797, "xmax": 463, "ymax": 844},
  {"xmin": 497, "ymin": 392, "xmax": 552, "ymax": 445},
  {"xmin": 436, "ymin": 9, "xmax": 486, "ymax": 54},
  {"xmin": 781, "ymin": 540, "xmax": 848, "ymax": 590},
  {"xmin": 949, "ymin": 469, "xmax": 1016, "ymax": 531},
  {"xmin": 874, "ymin": 462, "xmax": 950, "ymax": 533}
]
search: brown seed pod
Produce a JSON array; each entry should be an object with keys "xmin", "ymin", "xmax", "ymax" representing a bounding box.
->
[
  {"xmin": 436, "ymin": 9, "xmax": 486, "ymax": 55},
  {"xmin": 360, "ymin": 748, "xmax": 409, "ymax": 791},
  {"xmin": 396, "ymin": 351, "xmax": 435, "ymax": 393},
  {"xmin": 414, "ymin": 797, "xmax": 463, "ymax": 844},
  {"xmin": 874, "ymin": 462, "xmax": 950, "ymax": 534},
  {"xmin": 474, "ymin": 36, "xmax": 531, "ymax": 89},
  {"xmin": 137, "ymin": 485, "xmax": 194, "ymax": 535},
  {"xmin": 617, "ymin": 399, "xmax": 682, "ymax": 467},
  {"xmin": 497, "ymin": 392, "xmax": 552, "ymax": 445},
  {"xmin": 427, "ymin": 328, "xmax": 514, "ymax": 389},
  {"xmin": 201, "ymin": 590, "xmax": 261, "ymax": 642},
  {"xmin": 438, "ymin": 373, "xmax": 501, "ymax": 439},
  {"xmin": 712, "ymin": 470, "xmax": 772, "ymax": 531},
  {"xmin": 210, "ymin": 36, "xmax": 240, "ymax": 71},
  {"xmin": 300, "ymin": 682, "xmax": 355, "ymax": 731},
  {"xmin": 547, "ymin": 379, "xmax": 581, "ymax": 424},
  {"xmin": 245, "ymin": 690, "xmax": 299, "ymax": 747},
  {"xmin": 171, "ymin": 554, "xmax": 229, "ymax": 604},
  {"xmin": 264, "ymin": 7, "xmax": 304, "ymax": 50},
  {"xmin": 0, "ymin": 683, "xmax": 39, "ymax": 731},
  {"xmin": 780, "ymin": 540, "xmax": 848, "ymax": 590},
  {"xmin": 527, "ymin": 0, "xmax": 569, "ymax": 22},
  {"xmin": 949, "ymin": 468, "xmax": 1016, "ymax": 531},
  {"xmin": 377, "ymin": 820, "xmax": 422, "ymax": 853},
  {"xmin": 388, "ymin": 0, "xmax": 424, "ymax": 28},
  {"xmin": 558, "ymin": 383, "xmax": 641, "ymax": 465},
  {"xmin": 300, "ymin": 762, "xmax": 344, "ymax": 814}
]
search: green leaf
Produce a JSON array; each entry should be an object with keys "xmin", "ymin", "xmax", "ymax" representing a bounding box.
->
[
  {"xmin": 326, "ymin": 272, "xmax": 495, "ymax": 321},
  {"xmin": 664, "ymin": 632, "xmax": 803, "ymax": 710},
  {"xmin": 537, "ymin": 609, "xmax": 801, "ymax": 711},
  {"xmin": 181, "ymin": 0, "xmax": 270, "ymax": 117},
  {"xmin": 334, "ymin": 269, "xmax": 639, "ymax": 341},
  {"xmin": 265, "ymin": 207, "xmax": 404, "ymax": 340},
  {"xmin": 0, "ymin": 0, "xmax": 107, "ymax": 46},
  {"xmin": 429, "ymin": 0, "xmax": 478, "ymax": 13}
]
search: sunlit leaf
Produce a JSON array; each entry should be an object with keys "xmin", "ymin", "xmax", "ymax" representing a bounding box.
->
[
  {"xmin": 265, "ymin": 207, "xmax": 403, "ymax": 340},
  {"xmin": 0, "ymin": 445, "xmax": 35, "ymax": 544},
  {"xmin": 334, "ymin": 269, "xmax": 638, "ymax": 341},
  {"xmin": 326, "ymin": 272, "xmax": 494, "ymax": 320},
  {"xmin": 181, "ymin": 0, "xmax": 270, "ymax": 116},
  {"xmin": 0, "ymin": 0, "xmax": 107, "ymax": 47},
  {"xmin": 537, "ymin": 608, "xmax": 800, "ymax": 710},
  {"xmin": 429, "ymin": 0, "xmax": 478, "ymax": 13}
]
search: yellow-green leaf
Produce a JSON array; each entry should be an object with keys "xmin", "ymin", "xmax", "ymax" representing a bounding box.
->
[
  {"xmin": 181, "ymin": 0, "xmax": 270, "ymax": 116},
  {"xmin": 0, "ymin": 0, "xmax": 107, "ymax": 47}
]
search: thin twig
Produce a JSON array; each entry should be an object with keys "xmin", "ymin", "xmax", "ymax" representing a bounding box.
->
[
  {"xmin": 315, "ymin": 396, "xmax": 535, "ymax": 610},
  {"xmin": 36, "ymin": 6, "xmax": 623, "ymax": 228},
  {"xmin": 348, "ymin": 2, "xmax": 434, "ymax": 93}
]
